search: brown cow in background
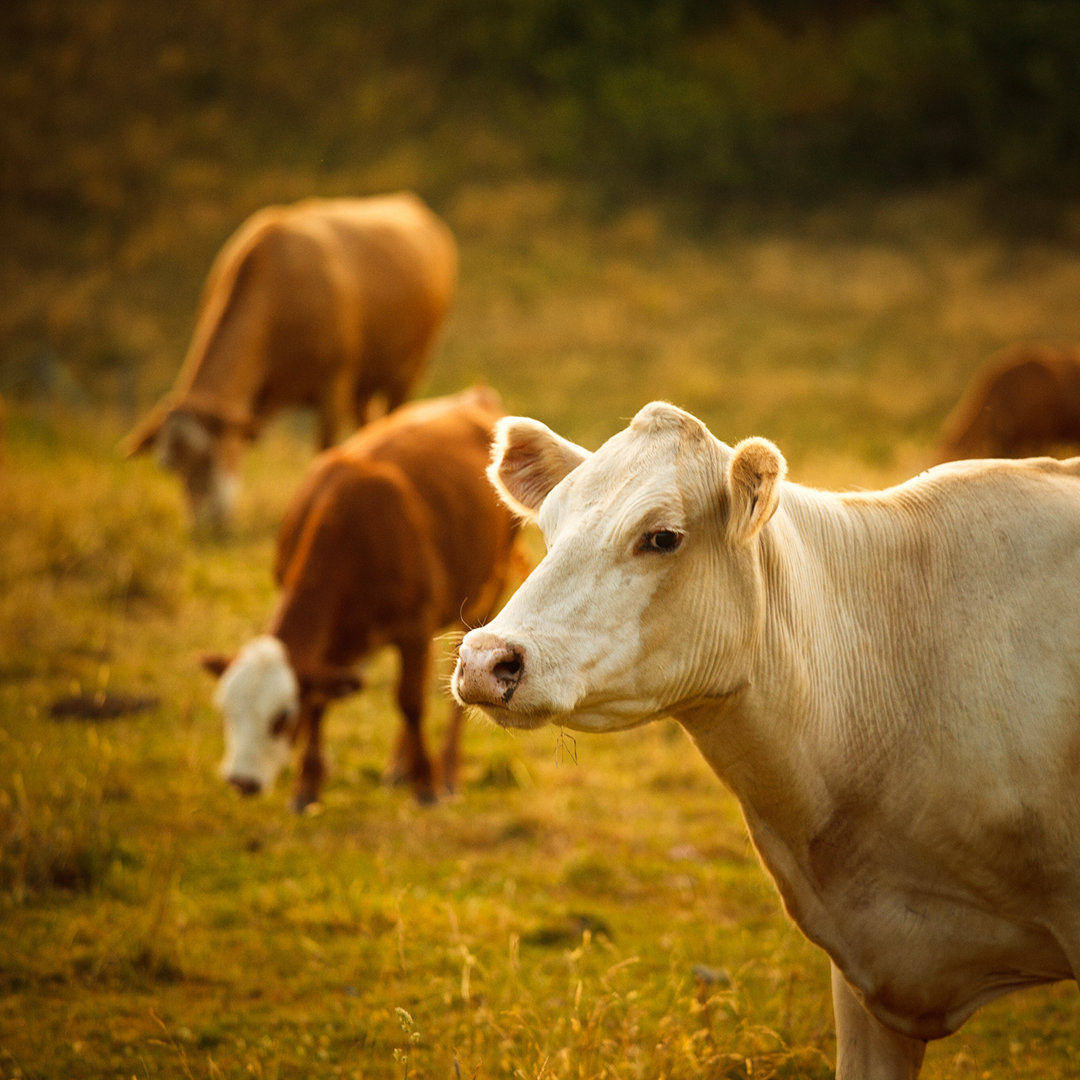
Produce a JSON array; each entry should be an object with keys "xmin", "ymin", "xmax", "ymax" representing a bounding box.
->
[
  {"xmin": 201, "ymin": 387, "xmax": 520, "ymax": 811},
  {"xmin": 124, "ymin": 192, "xmax": 457, "ymax": 531},
  {"xmin": 936, "ymin": 342, "xmax": 1080, "ymax": 461}
]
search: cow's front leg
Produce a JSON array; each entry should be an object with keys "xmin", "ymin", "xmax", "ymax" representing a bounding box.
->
[
  {"xmin": 440, "ymin": 701, "xmax": 466, "ymax": 795},
  {"xmin": 832, "ymin": 963, "xmax": 925, "ymax": 1080},
  {"xmin": 292, "ymin": 702, "xmax": 326, "ymax": 813},
  {"xmin": 392, "ymin": 641, "xmax": 437, "ymax": 803}
]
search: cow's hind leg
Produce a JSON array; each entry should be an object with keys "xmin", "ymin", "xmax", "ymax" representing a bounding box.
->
[
  {"xmin": 317, "ymin": 367, "xmax": 354, "ymax": 449},
  {"xmin": 352, "ymin": 388, "xmax": 376, "ymax": 429},
  {"xmin": 832, "ymin": 964, "xmax": 926, "ymax": 1080},
  {"xmin": 390, "ymin": 640, "xmax": 437, "ymax": 803}
]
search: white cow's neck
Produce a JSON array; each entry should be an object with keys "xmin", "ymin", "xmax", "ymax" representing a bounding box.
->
[{"xmin": 676, "ymin": 465, "xmax": 1080, "ymax": 1040}]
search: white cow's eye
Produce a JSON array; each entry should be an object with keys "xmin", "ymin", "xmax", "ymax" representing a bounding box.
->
[{"xmin": 638, "ymin": 529, "xmax": 683, "ymax": 554}]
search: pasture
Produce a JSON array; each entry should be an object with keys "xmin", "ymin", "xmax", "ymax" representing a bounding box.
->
[{"xmin": 4, "ymin": 185, "xmax": 1080, "ymax": 1078}]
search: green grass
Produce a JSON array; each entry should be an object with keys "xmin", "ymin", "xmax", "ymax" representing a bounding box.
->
[{"xmin": 3, "ymin": 187, "xmax": 1080, "ymax": 1078}]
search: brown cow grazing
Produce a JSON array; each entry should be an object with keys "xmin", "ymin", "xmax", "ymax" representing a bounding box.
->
[
  {"xmin": 201, "ymin": 387, "xmax": 520, "ymax": 811},
  {"xmin": 124, "ymin": 192, "xmax": 457, "ymax": 530},
  {"xmin": 936, "ymin": 342, "xmax": 1080, "ymax": 461}
]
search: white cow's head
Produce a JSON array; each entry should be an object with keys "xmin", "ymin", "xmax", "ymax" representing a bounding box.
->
[
  {"xmin": 207, "ymin": 635, "xmax": 300, "ymax": 796},
  {"xmin": 452, "ymin": 401, "xmax": 786, "ymax": 732}
]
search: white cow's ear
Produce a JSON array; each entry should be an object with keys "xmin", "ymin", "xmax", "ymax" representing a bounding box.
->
[
  {"xmin": 727, "ymin": 437, "xmax": 786, "ymax": 542},
  {"xmin": 488, "ymin": 417, "xmax": 590, "ymax": 519}
]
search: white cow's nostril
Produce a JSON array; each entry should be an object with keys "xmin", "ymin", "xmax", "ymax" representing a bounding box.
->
[
  {"xmin": 491, "ymin": 647, "xmax": 524, "ymax": 701},
  {"xmin": 493, "ymin": 652, "xmax": 522, "ymax": 681},
  {"xmin": 455, "ymin": 640, "xmax": 526, "ymax": 706}
]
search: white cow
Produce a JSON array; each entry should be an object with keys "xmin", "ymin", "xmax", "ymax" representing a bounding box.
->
[{"xmin": 453, "ymin": 400, "xmax": 1080, "ymax": 1080}]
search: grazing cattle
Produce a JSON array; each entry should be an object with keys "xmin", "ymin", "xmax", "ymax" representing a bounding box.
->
[
  {"xmin": 124, "ymin": 192, "xmax": 457, "ymax": 530},
  {"xmin": 203, "ymin": 387, "xmax": 520, "ymax": 811},
  {"xmin": 453, "ymin": 400, "xmax": 1080, "ymax": 1080},
  {"xmin": 937, "ymin": 342, "xmax": 1080, "ymax": 461}
]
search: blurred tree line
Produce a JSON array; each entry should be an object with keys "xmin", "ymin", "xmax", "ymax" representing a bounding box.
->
[
  {"xmin": 392, "ymin": 0, "xmax": 1080, "ymax": 203},
  {"xmin": 4, "ymin": 0, "xmax": 1080, "ymax": 217},
  {"xmin": 2, "ymin": 0, "xmax": 1079, "ymax": 398}
]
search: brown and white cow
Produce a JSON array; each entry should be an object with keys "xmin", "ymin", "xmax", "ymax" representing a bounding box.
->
[
  {"xmin": 937, "ymin": 342, "xmax": 1080, "ymax": 461},
  {"xmin": 125, "ymin": 192, "xmax": 457, "ymax": 530},
  {"xmin": 453, "ymin": 400, "xmax": 1080, "ymax": 1080},
  {"xmin": 203, "ymin": 387, "xmax": 520, "ymax": 811}
]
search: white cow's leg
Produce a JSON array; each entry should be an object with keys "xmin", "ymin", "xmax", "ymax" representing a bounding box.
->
[{"xmin": 832, "ymin": 963, "xmax": 925, "ymax": 1080}]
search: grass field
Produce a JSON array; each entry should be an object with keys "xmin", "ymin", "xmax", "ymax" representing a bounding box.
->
[{"xmin": 3, "ymin": 185, "xmax": 1080, "ymax": 1078}]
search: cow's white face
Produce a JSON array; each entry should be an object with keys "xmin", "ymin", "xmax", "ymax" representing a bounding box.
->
[
  {"xmin": 452, "ymin": 402, "xmax": 786, "ymax": 733},
  {"xmin": 156, "ymin": 412, "xmax": 238, "ymax": 532},
  {"xmin": 215, "ymin": 635, "xmax": 300, "ymax": 795}
]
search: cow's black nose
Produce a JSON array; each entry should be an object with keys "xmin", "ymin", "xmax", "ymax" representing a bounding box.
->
[{"xmin": 228, "ymin": 775, "xmax": 262, "ymax": 797}]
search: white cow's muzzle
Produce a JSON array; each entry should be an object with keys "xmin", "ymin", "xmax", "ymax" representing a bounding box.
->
[{"xmin": 454, "ymin": 631, "xmax": 526, "ymax": 708}]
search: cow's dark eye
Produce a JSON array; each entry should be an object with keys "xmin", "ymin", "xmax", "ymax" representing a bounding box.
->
[
  {"xmin": 639, "ymin": 529, "xmax": 682, "ymax": 554},
  {"xmin": 270, "ymin": 710, "xmax": 293, "ymax": 738}
]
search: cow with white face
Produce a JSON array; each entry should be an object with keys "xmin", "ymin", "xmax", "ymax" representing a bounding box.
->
[
  {"xmin": 213, "ymin": 636, "xmax": 301, "ymax": 796},
  {"xmin": 125, "ymin": 192, "xmax": 457, "ymax": 532},
  {"xmin": 204, "ymin": 387, "xmax": 520, "ymax": 811},
  {"xmin": 453, "ymin": 400, "xmax": 1080, "ymax": 1080}
]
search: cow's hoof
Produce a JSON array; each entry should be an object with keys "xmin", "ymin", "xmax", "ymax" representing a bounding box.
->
[
  {"xmin": 414, "ymin": 788, "xmax": 438, "ymax": 806},
  {"xmin": 292, "ymin": 794, "xmax": 323, "ymax": 815}
]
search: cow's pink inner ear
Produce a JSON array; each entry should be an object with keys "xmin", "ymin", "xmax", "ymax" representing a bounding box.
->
[
  {"xmin": 727, "ymin": 437, "xmax": 786, "ymax": 541},
  {"xmin": 488, "ymin": 418, "xmax": 589, "ymax": 518}
]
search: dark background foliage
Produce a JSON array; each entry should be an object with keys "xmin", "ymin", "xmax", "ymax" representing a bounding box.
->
[
  {"xmin": 2, "ymin": 0, "xmax": 1079, "ymax": 401},
  {"xmin": 5, "ymin": 0, "xmax": 1080, "ymax": 216}
]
